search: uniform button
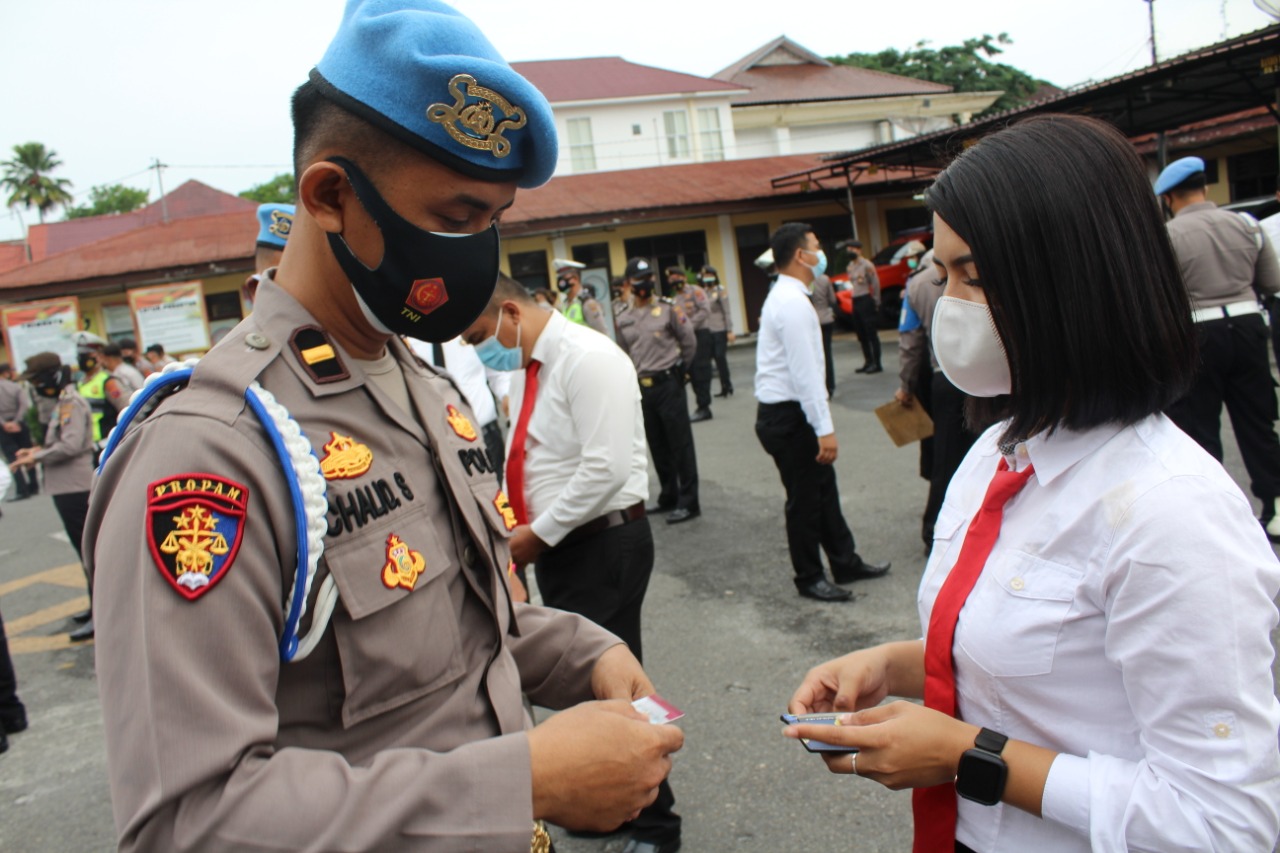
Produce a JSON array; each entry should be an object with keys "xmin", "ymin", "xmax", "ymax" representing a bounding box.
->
[
  {"xmin": 463, "ymin": 545, "xmax": 477, "ymax": 567},
  {"xmin": 1213, "ymin": 722, "xmax": 1232, "ymax": 739},
  {"xmin": 246, "ymin": 333, "xmax": 270, "ymax": 350},
  {"xmin": 1009, "ymin": 577, "xmax": 1025, "ymax": 591}
]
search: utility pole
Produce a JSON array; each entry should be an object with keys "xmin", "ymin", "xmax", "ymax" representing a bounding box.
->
[
  {"xmin": 1144, "ymin": 0, "xmax": 1158, "ymax": 65},
  {"xmin": 152, "ymin": 157, "xmax": 169, "ymax": 224}
]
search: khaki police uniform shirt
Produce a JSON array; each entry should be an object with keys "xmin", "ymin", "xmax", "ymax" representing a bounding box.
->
[
  {"xmin": 809, "ymin": 275, "xmax": 837, "ymax": 325},
  {"xmin": 1167, "ymin": 201, "xmax": 1280, "ymax": 308},
  {"xmin": 0, "ymin": 377, "xmax": 27, "ymax": 423},
  {"xmin": 577, "ymin": 293, "xmax": 610, "ymax": 336},
  {"xmin": 898, "ymin": 264, "xmax": 946, "ymax": 394},
  {"xmin": 84, "ymin": 279, "xmax": 621, "ymax": 853},
  {"xmin": 706, "ymin": 285, "xmax": 732, "ymax": 334},
  {"xmin": 672, "ymin": 285, "xmax": 710, "ymax": 332},
  {"xmin": 615, "ymin": 298, "xmax": 697, "ymax": 375},
  {"xmin": 848, "ymin": 257, "xmax": 880, "ymax": 302},
  {"xmin": 34, "ymin": 387, "xmax": 93, "ymax": 495}
]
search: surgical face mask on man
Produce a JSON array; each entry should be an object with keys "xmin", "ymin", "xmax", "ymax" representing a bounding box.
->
[
  {"xmin": 802, "ymin": 248, "xmax": 828, "ymax": 279},
  {"xmin": 930, "ymin": 296, "xmax": 1012, "ymax": 397},
  {"xmin": 473, "ymin": 310, "xmax": 523, "ymax": 372}
]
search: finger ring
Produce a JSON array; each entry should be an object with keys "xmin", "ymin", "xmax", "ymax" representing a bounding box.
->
[{"xmin": 850, "ymin": 752, "xmax": 858, "ymax": 776}]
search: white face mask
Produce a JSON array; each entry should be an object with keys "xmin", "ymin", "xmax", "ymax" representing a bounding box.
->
[{"xmin": 931, "ymin": 296, "xmax": 1012, "ymax": 397}]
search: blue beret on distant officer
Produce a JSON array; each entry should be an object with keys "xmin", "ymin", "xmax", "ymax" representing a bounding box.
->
[
  {"xmin": 310, "ymin": 0, "xmax": 558, "ymax": 189},
  {"xmin": 256, "ymin": 203, "xmax": 295, "ymax": 249},
  {"xmin": 1154, "ymin": 156, "xmax": 1205, "ymax": 196}
]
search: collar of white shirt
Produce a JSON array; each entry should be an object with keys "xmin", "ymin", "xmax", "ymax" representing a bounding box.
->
[
  {"xmin": 982, "ymin": 419, "xmax": 1127, "ymax": 487},
  {"xmin": 530, "ymin": 309, "xmax": 569, "ymax": 367},
  {"xmin": 774, "ymin": 273, "xmax": 810, "ymax": 296}
]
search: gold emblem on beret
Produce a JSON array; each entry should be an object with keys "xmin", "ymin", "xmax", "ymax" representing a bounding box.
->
[
  {"xmin": 427, "ymin": 74, "xmax": 527, "ymax": 159},
  {"xmin": 269, "ymin": 210, "xmax": 293, "ymax": 238}
]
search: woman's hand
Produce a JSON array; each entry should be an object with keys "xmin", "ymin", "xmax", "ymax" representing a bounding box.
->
[
  {"xmin": 788, "ymin": 640, "xmax": 923, "ymax": 715},
  {"xmin": 786, "ymin": 701, "xmax": 978, "ymax": 791}
]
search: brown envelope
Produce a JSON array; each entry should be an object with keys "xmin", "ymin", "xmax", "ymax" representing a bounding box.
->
[{"xmin": 874, "ymin": 399, "xmax": 935, "ymax": 447}]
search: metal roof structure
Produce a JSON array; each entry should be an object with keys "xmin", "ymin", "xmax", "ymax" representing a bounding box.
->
[{"xmin": 772, "ymin": 24, "xmax": 1280, "ymax": 190}]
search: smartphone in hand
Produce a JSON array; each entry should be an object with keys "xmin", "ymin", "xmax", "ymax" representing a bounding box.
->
[{"xmin": 780, "ymin": 712, "xmax": 857, "ymax": 754}]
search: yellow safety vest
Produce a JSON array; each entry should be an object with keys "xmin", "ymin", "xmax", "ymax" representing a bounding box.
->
[{"xmin": 78, "ymin": 370, "xmax": 109, "ymax": 442}]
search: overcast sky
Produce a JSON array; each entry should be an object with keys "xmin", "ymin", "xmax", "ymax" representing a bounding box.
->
[{"xmin": 1, "ymin": 0, "xmax": 1274, "ymax": 242}]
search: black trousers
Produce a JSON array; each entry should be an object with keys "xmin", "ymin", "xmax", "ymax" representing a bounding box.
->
[
  {"xmin": 640, "ymin": 375, "xmax": 699, "ymax": 511},
  {"xmin": 852, "ymin": 295, "xmax": 881, "ymax": 369},
  {"xmin": 1165, "ymin": 314, "xmax": 1280, "ymax": 501},
  {"xmin": 0, "ymin": 425, "xmax": 38, "ymax": 497},
  {"xmin": 0, "ymin": 607, "xmax": 23, "ymax": 727},
  {"xmin": 821, "ymin": 322, "xmax": 836, "ymax": 394},
  {"xmin": 535, "ymin": 519, "xmax": 680, "ymax": 842},
  {"xmin": 52, "ymin": 491, "xmax": 90, "ymax": 599},
  {"xmin": 710, "ymin": 330, "xmax": 732, "ymax": 393},
  {"xmin": 755, "ymin": 402, "xmax": 858, "ymax": 587},
  {"xmin": 922, "ymin": 374, "xmax": 977, "ymax": 545},
  {"xmin": 691, "ymin": 328, "xmax": 714, "ymax": 409}
]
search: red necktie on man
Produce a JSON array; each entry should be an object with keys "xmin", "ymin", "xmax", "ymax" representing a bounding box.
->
[
  {"xmin": 912, "ymin": 457, "xmax": 1036, "ymax": 853},
  {"xmin": 505, "ymin": 359, "xmax": 541, "ymax": 526}
]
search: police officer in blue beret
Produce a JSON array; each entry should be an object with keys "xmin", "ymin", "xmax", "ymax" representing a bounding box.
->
[
  {"xmin": 86, "ymin": 3, "xmax": 682, "ymax": 851},
  {"xmin": 1157, "ymin": 155, "xmax": 1280, "ymax": 541},
  {"xmin": 243, "ymin": 203, "xmax": 295, "ymax": 305}
]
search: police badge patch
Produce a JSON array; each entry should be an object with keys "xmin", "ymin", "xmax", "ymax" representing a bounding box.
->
[{"xmin": 146, "ymin": 475, "xmax": 249, "ymax": 601}]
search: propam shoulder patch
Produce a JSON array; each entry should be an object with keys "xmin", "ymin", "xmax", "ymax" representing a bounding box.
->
[
  {"xmin": 289, "ymin": 325, "xmax": 350, "ymax": 384},
  {"xmin": 147, "ymin": 474, "xmax": 249, "ymax": 601}
]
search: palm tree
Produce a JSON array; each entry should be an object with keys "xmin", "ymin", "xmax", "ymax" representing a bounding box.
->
[{"xmin": 2, "ymin": 142, "xmax": 74, "ymax": 223}]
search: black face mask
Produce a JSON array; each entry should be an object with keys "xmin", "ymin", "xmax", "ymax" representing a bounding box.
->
[
  {"xmin": 325, "ymin": 157, "xmax": 501, "ymax": 342},
  {"xmin": 33, "ymin": 367, "xmax": 69, "ymax": 398},
  {"xmin": 78, "ymin": 353, "xmax": 97, "ymax": 373},
  {"xmin": 633, "ymin": 281, "xmax": 654, "ymax": 300}
]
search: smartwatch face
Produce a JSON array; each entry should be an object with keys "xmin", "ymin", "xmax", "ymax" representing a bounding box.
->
[{"xmin": 956, "ymin": 750, "xmax": 1007, "ymax": 806}]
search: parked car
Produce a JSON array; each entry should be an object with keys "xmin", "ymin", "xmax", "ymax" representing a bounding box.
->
[{"xmin": 833, "ymin": 227, "xmax": 933, "ymax": 329}]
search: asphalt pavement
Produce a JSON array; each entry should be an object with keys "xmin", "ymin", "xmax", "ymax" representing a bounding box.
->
[{"xmin": 2, "ymin": 331, "xmax": 1278, "ymax": 852}]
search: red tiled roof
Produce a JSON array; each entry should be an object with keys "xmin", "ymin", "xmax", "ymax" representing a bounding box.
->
[
  {"xmin": 502, "ymin": 154, "xmax": 922, "ymax": 234},
  {"xmin": 719, "ymin": 63, "xmax": 951, "ymax": 106},
  {"xmin": 0, "ymin": 210, "xmax": 255, "ymax": 291},
  {"xmin": 0, "ymin": 242, "xmax": 27, "ymax": 275},
  {"xmin": 512, "ymin": 57, "xmax": 745, "ymax": 103},
  {"xmin": 1130, "ymin": 106, "xmax": 1276, "ymax": 153},
  {"xmin": 26, "ymin": 180, "xmax": 257, "ymax": 262}
]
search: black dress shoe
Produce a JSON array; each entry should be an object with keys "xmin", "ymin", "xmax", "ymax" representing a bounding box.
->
[
  {"xmin": 855, "ymin": 365, "xmax": 871, "ymax": 373},
  {"xmin": 714, "ymin": 387, "xmax": 733, "ymax": 397},
  {"xmin": 646, "ymin": 502, "xmax": 676, "ymax": 515},
  {"xmin": 689, "ymin": 408, "xmax": 712, "ymax": 423},
  {"xmin": 0, "ymin": 730, "xmax": 7, "ymax": 754},
  {"xmin": 863, "ymin": 365, "xmax": 883, "ymax": 374},
  {"xmin": 1, "ymin": 711, "xmax": 28, "ymax": 735},
  {"xmin": 69, "ymin": 620, "xmax": 94, "ymax": 642},
  {"xmin": 665, "ymin": 508, "xmax": 700, "ymax": 524},
  {"xmin": 71, "ymin": 609, "xmax": 92, "ymax": 624},
  {"xmin": 833, "ymin": 558, "xmax": 891, "ymax": 584},
  {"xmin": 621, "ymin": 837, "xmax": 682, "ymax": 853},
  {"xmin": 798, "ymin": 578, "xmax": 852, "ymax": 601}
]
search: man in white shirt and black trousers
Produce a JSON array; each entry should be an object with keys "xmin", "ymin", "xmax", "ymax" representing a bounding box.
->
[
  {"xmin": 462, "ymin": 276, "xmax": 683, "ymax": 853},
  {"xmin": 755, "ymin": 222, "xmax": 890, "ymax": 601}
]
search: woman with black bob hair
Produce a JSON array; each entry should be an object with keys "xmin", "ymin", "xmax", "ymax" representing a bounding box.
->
[{"xmin": 785, "ymin": 114, "xmax": 1280, "ymax": 852}]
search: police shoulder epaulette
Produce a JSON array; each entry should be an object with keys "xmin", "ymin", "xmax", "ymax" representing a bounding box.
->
[
  {"xmin": 660, "ymin": 297, "xmax": 675, "ymax": 304},
  {"xmin": 289, "ymin": 326, "xmax": 349, "ymax": 384}
]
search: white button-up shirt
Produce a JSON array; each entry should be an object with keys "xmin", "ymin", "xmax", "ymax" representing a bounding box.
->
[
  {"xmin": 753, "ymin": 274, "xmax": 832, "ymax": 436},
  {"xmin": 508, "ymin": 311, "xmax": 649, "ymax": 547},
  {"xmin": 919, "ymin": 415, "xmax": 1280, "ymax": 852}
]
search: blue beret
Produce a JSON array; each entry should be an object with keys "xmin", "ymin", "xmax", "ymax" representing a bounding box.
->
[
  {"xmin": 311, "ymin": 0, "xmax": 557, "ymax": 189},
  {"xmin": 256, "ymin": 203, "xmax": 295, "ymax": 249},
  {"xmin": 1154, "ymin": 156, "xmax": 1205, "ymax": 196}
]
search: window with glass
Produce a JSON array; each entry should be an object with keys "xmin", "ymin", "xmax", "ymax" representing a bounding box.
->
[
  {"xmin": 567, "ymin": 117, "xmax": 597, "ymax": 173},
  {"xmin": 663, "ymin": 110, "xmax": 691, "ymax": 160},
  {"xmin": 697, "ymin": 107, "xmax": 724, "ymax": 162}
]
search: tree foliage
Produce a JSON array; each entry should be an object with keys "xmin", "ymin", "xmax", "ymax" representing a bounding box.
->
[
  {"xmin": 65, "ymin": 183, "xmax": 150, "ymax": 219},
  {"xmin": 829, "ymin": 34, "xmax": 1051, "ymax": 116},
  {"xmin": 1, "ymin": 142, "xmax": 74, "ymax": 223},
  {"xmin": 239, "ymin": 172, "xmax": 296, "ymax": 204}
]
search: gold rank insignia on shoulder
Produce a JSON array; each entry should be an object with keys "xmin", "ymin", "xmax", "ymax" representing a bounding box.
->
[
  {"xmin": 319, "ymin": 432, "xmax": 373, "ymax": 480},
  {"xmin": 146, "ymin": 474, "xmax": 249, "ymax": 601},
  {"xmin": 381, "ymin": 533, "xmax": 426, "ymax": 591},
  {"xmin": 427, "ymin": 74, "xmax": 528, "ymax": 159},
  {"xmin": 446, "ymin": 404, "xmax": 478, "ymax": 442},
  {"xmin": 493, "ymin": 490, "xmax": 518, "ymax": 531}
]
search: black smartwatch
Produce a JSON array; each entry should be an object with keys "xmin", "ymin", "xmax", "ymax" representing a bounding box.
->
[{"xmin": 955, "ymin": 727, "xmax": 1009, "ymax": 806}]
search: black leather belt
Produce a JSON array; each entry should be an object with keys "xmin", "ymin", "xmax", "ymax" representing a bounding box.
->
[
  {"xmin": 553, "ymin": 502, "xmax": 646, "ymax": 550},
  {"xmin": 638, "ymin": 367, "xmax": 681, "ymax": 388}
]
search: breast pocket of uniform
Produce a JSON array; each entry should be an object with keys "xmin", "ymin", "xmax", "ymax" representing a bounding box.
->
[
  {"xmin": 322, "ymin": 507, "xmax": 466, "ymax": 727},
  {"xmin": 956, "ymin": 551, "xmax": 1083, "ymax": 678}
]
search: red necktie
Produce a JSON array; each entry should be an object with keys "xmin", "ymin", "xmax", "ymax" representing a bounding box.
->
[
  {"xmin": 505, "ymin": 359, "xmax": 541, "ymax": 526},
  {"xmin": 912, "ymin": 457, "xmax": 1035, "ymax": 853}
]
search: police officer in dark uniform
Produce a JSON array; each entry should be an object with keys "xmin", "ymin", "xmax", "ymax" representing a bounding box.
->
[
  {"xmin": 617, "ymin": 258, "xmax": 701, "ymax": 523},
  {"xmin": 1158, "ymin": 156, "xmax": 1280, "ymax": 540},
  {"xmin": 667, "ymin": 266, "xmax": 713, "ymax": 422}
]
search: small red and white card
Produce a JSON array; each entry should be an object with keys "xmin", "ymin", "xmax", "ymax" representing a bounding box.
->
[{"xmin": 632, "ymin": 694, "xmax": 685, "ymax": 725}]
